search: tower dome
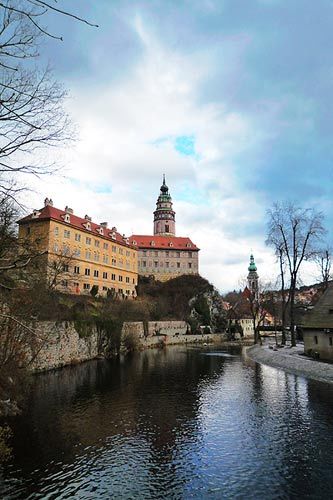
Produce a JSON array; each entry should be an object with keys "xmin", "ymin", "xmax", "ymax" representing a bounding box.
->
[{"xmin": 160, "ymin": 174, "xmax": 169, "ymax": 194}]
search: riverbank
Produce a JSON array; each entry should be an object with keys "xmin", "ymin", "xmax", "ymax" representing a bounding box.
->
[{"xmin": 246, "ymin": 343, "xmax": 333, "ymax": 384}]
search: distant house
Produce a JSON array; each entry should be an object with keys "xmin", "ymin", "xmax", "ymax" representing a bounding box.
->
[{"xmin": 302, "ymin": 284, "xmax": 333, "ymax": 361}]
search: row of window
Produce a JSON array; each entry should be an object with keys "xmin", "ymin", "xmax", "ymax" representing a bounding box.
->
[
  {"xmin": 56, "ymin": 228, "xmax": 134, "ymax": 257},
  {"xmin": 61, "ymin": 281, "xmax": 133, "ymax": 296},
  {"xmin": 142, "ymin": 250, "xmax": 193, "ymax": 258},
  {"xmin": 53, "ymin": 244, "xmax": 135, "ymax": 270},
  {"xmin": 71, "ymin": 266, "xmax": 134, "ymax": 283},
  {"xmin": 140, "ymin": 261, "xmax": 194, "ymax": 269}
]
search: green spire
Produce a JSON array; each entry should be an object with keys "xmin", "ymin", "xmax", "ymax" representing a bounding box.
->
[{"xmin": 248, "ymin": 254, "xmax": 257, "ymax": 272}]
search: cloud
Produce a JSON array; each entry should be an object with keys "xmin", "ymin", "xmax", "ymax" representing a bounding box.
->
[{"xmin": 24, "ymin": 0, "xmax": 333, "ymax": 291}]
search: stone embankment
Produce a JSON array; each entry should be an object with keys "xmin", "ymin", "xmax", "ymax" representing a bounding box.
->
[
  {"xmin": 246, "ymin": 344, "xmax": 333, "ymax": 384},
  {"xmin": 27, "ymin": 320, "xmax": 229, "ymax": 373}
]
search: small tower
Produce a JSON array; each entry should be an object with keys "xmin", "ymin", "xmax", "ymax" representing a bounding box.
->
[
  {"xmin": 247, "ymin": 254, "xmax": 259, "ymax": 300},
  {"xmin": 153, "ymin": 175, "xmax": 176, "ymax": 236}
]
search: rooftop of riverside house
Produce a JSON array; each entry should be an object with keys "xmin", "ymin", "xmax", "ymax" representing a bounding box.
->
[
  {"xmin": 129, "ymin": 235, "xmax": 199, "ymax": 251},
  {"xmin": 17, "ymin": 200, "xmax": 136, "ymax": 249}
]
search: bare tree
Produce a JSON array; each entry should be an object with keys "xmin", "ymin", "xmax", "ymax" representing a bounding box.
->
[
  {"xmin": 315, "ymin": 247, "xmax": 332, "ymax": 290},
  {"xmin": 266, "ymin": 202, "xmax": 325, "ymax": 346},
  {"xmin": 0, "ymin": 1, "xmax": 97, "ymax": 195}
]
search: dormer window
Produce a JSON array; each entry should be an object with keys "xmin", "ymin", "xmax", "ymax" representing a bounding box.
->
[
  {"xmin": 32, "ymin": 210, "xmax": 40, "ymax": 219},
  {"xmin": 111, "ymin": 232, "xmax": 116, "ymax": 240},
  {"xmin": 132, "ymin": 240, "xmax": 137, "ymax": 245},
  {"xmin": 97, "ymin": 227, "xmax": 104, "ymax": 236},
  {"xmin": 150, "ymin": 240, "xmax": 155, "ymax": 246},
  {"xmin": 85, "ymin": 222, "xmax": 91, "ymax": 231},
  {"xmin": 169, "ymin": 242, "xmax": 173, "ymax": 247},
  {"xmin": 64, "ymin": 214, "xmax": 70, "ymax": 223}
]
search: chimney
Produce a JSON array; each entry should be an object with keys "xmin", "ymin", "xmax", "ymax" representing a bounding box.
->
[
  {"xmin": 111, "ymin": 226, "xmax": 117, "ymax": 232},
  {"xmin": 65, "ymin": 206, "xmax": 73, "ymax": 214},
  {"xmin": 100, "ymin": 222, "xmax": 108, "ymax": 228},
  {"xmin": 44, "ymin": 197, "xmax": 53, "ymax": 207},
  {"xmin": 85, "ymin": 215, "xmax": 92, "ymax": 221}
]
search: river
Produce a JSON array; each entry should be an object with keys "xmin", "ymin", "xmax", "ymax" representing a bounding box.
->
[{"xmin": 1, "ymin": 345, "xmax": 333, "ymax": 499}]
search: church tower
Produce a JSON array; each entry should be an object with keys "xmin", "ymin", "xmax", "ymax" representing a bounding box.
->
[
  {"xmin": 153, "ymin": 175, "xmax": 176, "ymax": 236},
  {"xmin": 247, "ymin": 254, "xmax": 259, "ymax": 300}
]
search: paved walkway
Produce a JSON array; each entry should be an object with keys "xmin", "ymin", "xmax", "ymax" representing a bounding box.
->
[{"xmin": 246, "ymin": 343, "xmax": 333, "ymax": 384}]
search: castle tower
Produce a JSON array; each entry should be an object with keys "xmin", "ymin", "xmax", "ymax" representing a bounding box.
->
[
  {"xmin": 247, "ymin": 254, "xmax": 259, "ymax": 300},
  {"xmin": 153, "ymin": 175, "xmax": 176, "ymax": 236}
]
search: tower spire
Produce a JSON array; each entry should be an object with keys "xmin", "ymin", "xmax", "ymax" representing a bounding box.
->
[{"xmin": 247, "ymin": 253, "xmax": 259, "ymax": 300}]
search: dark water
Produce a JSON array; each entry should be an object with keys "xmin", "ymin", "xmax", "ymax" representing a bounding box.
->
[{"xmin": 1, "ymin": 346, "xmax": 333, "ymax": 499}]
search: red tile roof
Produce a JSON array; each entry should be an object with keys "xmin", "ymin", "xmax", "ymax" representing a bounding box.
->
[
  {"xmin": 129, "ymin": 235, "xmax": 199, "ymax": 251},
  {"xmin": 17, "ymin": 205, "xmax": 135, "ymax": 248}
]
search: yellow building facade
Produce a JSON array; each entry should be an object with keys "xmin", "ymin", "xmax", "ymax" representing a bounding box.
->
[{"xmin": 18, "ymin": 199, "xmax": 138, "ymax": 297}]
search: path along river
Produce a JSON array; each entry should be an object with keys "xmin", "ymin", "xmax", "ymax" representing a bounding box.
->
[{"xmin": 1, "ymin": 345, "xmax": 333, "ymax": 499}]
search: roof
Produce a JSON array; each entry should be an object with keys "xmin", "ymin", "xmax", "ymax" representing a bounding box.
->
[
  {"xmin": 129, "ymin": 234, "xmax": 199, "ymax": 251},
  {"xmin": 302, "ymin": 284, "xmax": 333, "ymax": 329},
  {"xmin": 17, "ymin": 204, "xmax": 135, "ymax": 249}
]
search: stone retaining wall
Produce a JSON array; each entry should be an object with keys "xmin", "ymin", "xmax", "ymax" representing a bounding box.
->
[{"xmin": 28, "ymin": 321, "xmax": 99, "ymax": 372}]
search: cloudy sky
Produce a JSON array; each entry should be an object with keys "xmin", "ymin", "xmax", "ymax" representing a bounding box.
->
[{"xmin": 24, "ymin": 0, "xmax": 333, "ymax": 292}]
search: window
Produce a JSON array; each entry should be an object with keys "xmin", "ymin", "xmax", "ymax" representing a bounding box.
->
[
  {"xmin": 188, "ymin": 262, "xmax": 192, "ymax": 269},
  {"xmin": 94, "ymin": 252, "xmax": 100, "ymax": 262},
  {"xmin": 85, "ymin": 268, "xmax": 90, "ymax": 276},
  {"xmin": 111, "ymin": 273, "xmax": 116, "ymax": 280},
  {"xmin": 126, "ymin": 277, "xmax": 130, "ymax": 283},
  {"xmin": 154, "ymin": 251, "xmax": 158, "ymax": 256},
  {"xmin": 103, "ymin": 272, "xmax": 108, "ymax": 279},
  {"xmin": 54, "ymin": 227, "xmax": 59, "ymax": 236},
  {"xmin": 166, "ymin": 262, "xmax": 169, "ymax": 268},
  {"xmin": 165, "ymin": 251, "xmax": 169, "ymax": 257},
  {"xmin": 102, "ymin": 286, "xmax": 108, "ymax": 291},
  {"xmin": 177, "ymin": 262, "xmax": 180, "ymax": 268},
  {"xmin": 188, "ymin": 251, "xmax": 192, "ymax": 258},
  {"xmin": 165, "ymin": 225, "xmax": 169, "ymax": 232},
  {"xmin": 142, "ymin": 261, "xmax": 146, "ymax": 267},
  {"xmin": 75, "ymin": 233, "xmax": 81, "ymax": 242},
  {"xmin": 330, "ymin": 337, "xmax": 333, "ymax": 346},
  {"xmin": 83, "ymin": 283, "xmax": 90, "ymax": 290},
  {"xmin": 103, "ymin": 242, "xmax": 108, "ymax": 250},
  {"xmin": 74, "ymin": 249, "xmax": 81, "ymax": 257},
  {"xmin": 94, "ymin": 239, "xmax": 100, "ymax": 247},
  {"xmin": 126, "ymin": 290, "xmax": 130, "ymax": 295},
  {"xmin": 112, "ymin": 258, "xmax": 116, "ymax": 265},
  {"xmin": 103, "ymin": 255, "xmax": 109, "ymax": 264},
  {"xmin": 143, "ymin": 250, "xmax": 147, "ymax": 256},
  {"xmin": 63, "ymin": 245, "xmax": 70, "ymax": 255},
  {"xmin": 94, "ymin": 270, "xmax": 99, "ymax": 277},
  {"xmin": 61, "ymin": 280, "xmax": 68, "ymax": 287},
  {"xmin": 314, "ymin": 336, "xmax": 318, "ymax": 345},
  {"xmin": 112, "ymin": 245, "xmax": 117, "ymax": 253},
  {"xmin": 86, "ymin": 237, "xmax": 91, "ymax": 245},
  {"xmin": 118, "ymin": 288, "xmax": 123, "ymax": 294},
  {"xmin": 54, "ymin": 243, "xmax": 59, "ymax": 252},
  {"xmin": 154, "ymin": 261, "xmax": 158, "ymax": 267},
  {"xmin": 119, "ymin": 275, "xmax": 123, "ymax": 282},
  {"xmin": 133, "ymin": 278, "xmax": 135, "ymax": 284},
  {"xmin": 62, "ymin": 264, "xmax": 69, "ymax": 272},
  {"xmin": 74, "ymin": 266, "xmax": 80, "ymax": 274},
  {"xmin": 119, "ymin": 248, "xmax": 123, "ymax": 255},
  {"xmin": 176, "ymin": 251, "xmax": 180, "ymax": 258},
  {"xmin": 126, "ymin": 250, "xmax": 130, "ymax": 257},
  {"xmin": 64, "ymin": 214, "xmax": 70, "ymax": 223},
  {"xmin": 64, "ymin": 229, "xmax": 70, "ymax": 239},
  {"xmin": 85, "ymin": 250, "xmax": 91, "ymax": 260}
]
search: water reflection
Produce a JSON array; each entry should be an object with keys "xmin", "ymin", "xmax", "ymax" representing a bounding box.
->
[{"xmin": 1, "ymin": 346, "xmax": 333, "ymax": 498}]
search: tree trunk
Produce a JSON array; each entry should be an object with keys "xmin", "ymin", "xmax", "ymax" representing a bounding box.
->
[{"xmin": 289, "ymin": 278, "xmax": 296, "ymax": 346}]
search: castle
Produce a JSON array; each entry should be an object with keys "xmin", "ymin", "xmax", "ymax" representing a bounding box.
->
[
  {"xmin": 129, "ymin": 176, "xmax": 199, "ymax": 281},
  {"xmin": 17, "ymin": 177, "xmax": 199, "ymax": 294}
]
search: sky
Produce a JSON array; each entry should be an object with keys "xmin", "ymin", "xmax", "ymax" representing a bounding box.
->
[{"xmin": 21, "ymin": 0, "xmax": 333, "ymax": 292}]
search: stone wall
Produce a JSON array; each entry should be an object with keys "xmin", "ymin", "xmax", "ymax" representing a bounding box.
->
[
  {"xmin": 303, "ymin": 330, "xmax": 333, "ymax": 361},
  {"xmin": 28, "ymin": 321, "xmax": 99, "ymax": 372},
  {"xmin": 147, "ymin": 320, "xmax": 188, "ymax": 336}
]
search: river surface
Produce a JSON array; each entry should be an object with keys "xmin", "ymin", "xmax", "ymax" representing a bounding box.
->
[{"xmin": 1, "ymin": 345, "xmax": 333, "ymax": 499}]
